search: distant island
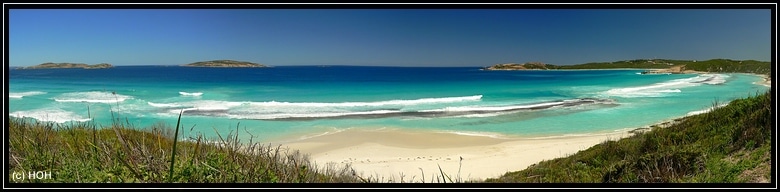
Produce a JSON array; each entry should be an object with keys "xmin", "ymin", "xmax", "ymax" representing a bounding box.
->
[
  {"xmin": 21, "ymin": 62, "xmax": 114, "ymax": 69},
  {"xmin": 483, "ymin": 59, "xmax": 771, "ymax": 76},
  {"xmin": 182, "ymin": 60, "xmax": 267, "ymax": 68},
  {"xmin": 483, "ymin": 62, "xmax": 552, "ymax": 70}
]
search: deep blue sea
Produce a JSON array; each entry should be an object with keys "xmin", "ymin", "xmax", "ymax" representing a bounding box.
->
[{"xmin": 7, "ymin": 66, "xmax": 770, "ymax": 143}]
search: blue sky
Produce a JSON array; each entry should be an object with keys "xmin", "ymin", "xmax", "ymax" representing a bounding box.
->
[{"xmin": 8, "ymin": 9, "xmax": 772, "ymax": 67}]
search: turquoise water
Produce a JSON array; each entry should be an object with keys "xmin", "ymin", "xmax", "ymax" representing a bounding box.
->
[{"xmin": 7, "ymin": 66, "xmax": 770, "ymax": 143}]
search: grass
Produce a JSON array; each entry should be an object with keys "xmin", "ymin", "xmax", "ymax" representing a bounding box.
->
[
  {"xmin": 8, "ymin": 111, "xmax": 368, "ymax": 183},
  {"xmin": 484, "ymin": 90, "xmax": 772, "ymax": 183}
]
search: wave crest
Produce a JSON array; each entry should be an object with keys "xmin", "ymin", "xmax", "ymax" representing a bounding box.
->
[
  {"xmin": 9, "ymin": 109, "xmax": 91, "ymax": 123},
  {"xmin": 54, "ymin": 91, "xmax": 133, "ymax": 103},
  {"xmin": 179, "ymin": 92, "xmax": 203, "ymax": 96},
  {"xmin": 9, "ymin": 91, "xmax": 47, "ymax": 99},
  {"xmin": 146, "ymin": 96, "xmax": 614, "ymax": 121},
  {"xmin": 604, "ymin": 74, "xmax": 728, "ymax": 98}
]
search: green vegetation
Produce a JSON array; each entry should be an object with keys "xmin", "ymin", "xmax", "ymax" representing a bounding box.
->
[
  {"xmin": 553, "ymin": 59, "xmax": 683, "ymax": 70},
  {"xmin": 485, "ymin": 90, "xmax": 771, "ymax": 183},
  {"xmin": 21, "ymin": 62, "xmax": 114, "ymax": 69},
  {"xmin": 182, "ymin": 60, "xmax": 267, "ymax": 68},
  {"xmin": 674, "ymin": 59, "xmax": 772, "ymax": 75},
  {"xmin": 485, "ymin": 58, "xmax": 771, "ymax": 77},
  {"xmin": 8, "ymin": 113, "xmax": 367, "ymax": 183}
]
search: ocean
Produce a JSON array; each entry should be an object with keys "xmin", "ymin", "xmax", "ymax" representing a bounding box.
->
[{"xmin": 7, "ymin": 66, "xmax": 770, "ymax": 143}]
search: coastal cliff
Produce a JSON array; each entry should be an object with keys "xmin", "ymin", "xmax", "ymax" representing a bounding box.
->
[
  {"xmin": 182, "ymin": 60, "xmax": 267, "ymax": 68},
  {"xmin": 22, "ymin": 62, "xmax": 114, "ymax": 69}
]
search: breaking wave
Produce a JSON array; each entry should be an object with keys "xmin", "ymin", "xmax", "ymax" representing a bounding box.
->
[
  {"xmin": 144, "ymin": 96, "xmax": 614, "ymax": 121},
  {"xmin": 9, "ymin": 108, "xmax": 91, "ymax": 123},
  {"xmin": 53, "ymin": 91, "xmax": 133, "ymax": 103},
  {"xmin": 179, "ymin": 92, "xmax": 203, "ymax": 96},
  {"xmin": 9, "ymin": 91, "xmax": 47, "ymax": 99},
  {"xmin": 604, "ymin": 74, "xmax": 728, "ymax": 98}
]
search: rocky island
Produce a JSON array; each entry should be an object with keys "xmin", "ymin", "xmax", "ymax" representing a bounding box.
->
[
  {"xmin": 483, "ymin": 62, "xmax": 552, "ymax": 70},
  {"xmin": 21, "ymin": 62, "xmax": 114, "ymax": 69},
  {"xmin": 182, "ymin": 60, "xmax": 267, "ymax": 68}
]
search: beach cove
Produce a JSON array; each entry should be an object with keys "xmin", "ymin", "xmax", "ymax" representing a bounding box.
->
[{"xmin": 8, "ymin": 66, "xmax": 770, "ymax": 182}]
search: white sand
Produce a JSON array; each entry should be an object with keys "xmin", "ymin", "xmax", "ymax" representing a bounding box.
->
[
  {"xmin": 759, "ymin": 74, "xmax": 771, "ymax": 87},
  {"xmin": 275, "ymin": 128, "xmax": 635, "ymax": 182}
]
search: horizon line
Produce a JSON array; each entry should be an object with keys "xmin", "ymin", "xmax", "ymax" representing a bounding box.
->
[{"xmin": 7, "ymin": 58, "xmax": 771, "ymax": 68}]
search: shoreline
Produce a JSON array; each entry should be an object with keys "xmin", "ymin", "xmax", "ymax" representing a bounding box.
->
[
  {"xmin": 275, "ymin": 124, "xmax": 661, "ymax": 182},
  {"xmin": 272, "ymin": 80, "xmax": 766, "ymax": 182},
  {"xmin": 755, "ymin": 73, "xmax": 772, "ymax": 87},
  {"xmin": 271, "ymin": 71, "xmax": 771, "ymax": 182}
]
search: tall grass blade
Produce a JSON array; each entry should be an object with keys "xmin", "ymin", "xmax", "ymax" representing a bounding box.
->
[{"xmin": 168, "ymin": 110, "xmax": 183, "ymax": 182}]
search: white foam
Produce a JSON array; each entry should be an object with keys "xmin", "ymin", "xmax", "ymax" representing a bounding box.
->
[
  {"xmin": 296, "ymin": 128, "xmax": 350, "ymax": 141},
  {"xmin": 179, "ymin": 107, "xmax": 231, "ymax": 113},
  {"xmin": 148, "ymin": 102, "xmax": 182, "ymax": 108},
  {"xmin": 686, "ymin": 103, "xmax": 729, "ymax": 116},
  {"xmin": 9, "ymin": 91, "xmax": 47, "ymax": 99},
  {"xmin": 54, "ymin": 91, "xmax": 132, "ymax": 103},
  {"xmin": 226, "ymin": 110, "xmax": 400, "ymax": 120},
  {"xmin": 149, "ymin": 95, "xmax": 480, "ymax": 110},
  {"xmin": 452, "ymin": 113, "xmax": 509, "ymax": 118},
  {"xmin": 604, "ymin": 74, "xmax": 728, "ymax": 98},
  {"xmin": 421, "ymin": 98, "xmax": 610, "ymax": 113},
  {"xmin": 146, "ymin": 97, "xmax": 612, "ymax": 120},
  {"xmin": 422, "ymin": 101, "xmax": 565, "ymax": 112},
  {"xmin": 144, "ymin": 95, "xmax": 482, "ymax": 119},
  {"xmin": 9, "ymin": 108, "xmax": 91, "ymax": 123},
  {"xmin": 438, "ymin": 131, "xmax": 508, "ymax": 139},
  {"xmin": 179, "ymin": 92, "xmax": 203, "ymax": 96},
  {"xmin": 249, "ymin": 95, "xmax": 482, "ymax": 108}
]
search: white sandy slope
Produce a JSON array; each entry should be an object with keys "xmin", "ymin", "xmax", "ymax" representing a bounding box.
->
[{"xmin": 276, "ymin": 128, "xmax": 635, "ymax": 182}]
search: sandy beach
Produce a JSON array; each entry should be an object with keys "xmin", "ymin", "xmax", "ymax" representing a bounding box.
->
[
  {"xmin": 270, "ymin": 71, "xmax": 772, "ymax": 183},
  {"xmin": 276, "ymin": 127, "xmax": 637, "ymax": 182},
  {"xmin": 757, "ymin": 74, "xmax": 772, "ymax": 87}
]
